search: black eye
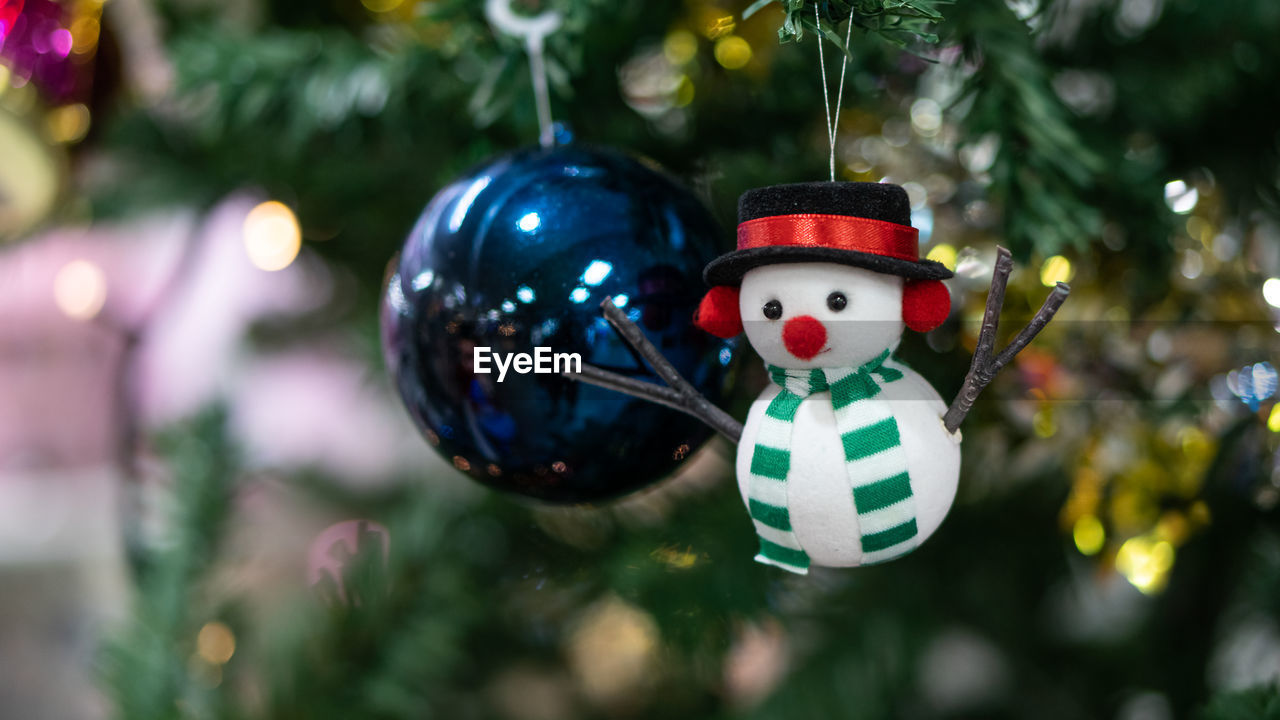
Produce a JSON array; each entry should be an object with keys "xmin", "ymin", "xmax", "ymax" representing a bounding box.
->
[
  {"xmin": 762, "ymin": 299, "xmax": 783, "ymax": 320},
  {"xmin": 827, "ymin": 292, "xmax": 848, "ymax": 312}
]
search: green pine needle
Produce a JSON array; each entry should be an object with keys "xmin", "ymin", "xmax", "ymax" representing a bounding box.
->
[
  {"xmin": 1198, "ymin": 685, "xmax": 1280, "ymax": 720},
  {"xmin": 745, "ymin": 0, "xmax": 951, "ymax": 50}
]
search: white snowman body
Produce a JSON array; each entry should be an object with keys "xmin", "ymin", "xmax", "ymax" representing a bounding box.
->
[{"xmin": 733, "ymin": 262, "xmax": 961, "ymax": 568}]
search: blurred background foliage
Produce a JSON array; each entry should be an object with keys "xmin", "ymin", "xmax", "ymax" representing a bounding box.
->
[{"xmin": 4, "ymin": 0, "xmax": 1280, "ymax": 718}]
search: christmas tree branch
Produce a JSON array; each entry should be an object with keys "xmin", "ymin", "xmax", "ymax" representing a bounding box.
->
[
  {"xmin": 563, "ymin": 298, "xmax": 744, "ymax": 443},
  {"xmin": 744, "ymin": 0, "xmax": 951, "ymax": 49},
  {"xmin": 942, "ymin": 247, "xmax": 1069, "ymax": 433},
  {"xmin": 100, "ymin": 409, "xmax": 239, "ymax": 720},
  {"xmin": 945, "ymin": 0, "xmax": 1105, "ymax": 258}
]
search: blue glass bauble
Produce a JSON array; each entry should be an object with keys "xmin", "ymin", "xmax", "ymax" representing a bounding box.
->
[{"xmin": 382, "ymin": 144, "xmax": 738, "ymax": 503}]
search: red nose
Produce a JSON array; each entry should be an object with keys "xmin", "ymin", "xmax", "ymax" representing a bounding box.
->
[{"xmin": 782, "ymin": 315, "xmax": 827, "ymax": 360}]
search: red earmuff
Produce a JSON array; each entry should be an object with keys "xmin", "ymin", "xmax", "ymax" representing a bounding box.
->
[
  {"xmin": 693, "ymin": 286, "xmax": 743, "ymax": 338},
  {"xmin": 902, "ymin": 279, "xmax": 950, "ymax": 333}
]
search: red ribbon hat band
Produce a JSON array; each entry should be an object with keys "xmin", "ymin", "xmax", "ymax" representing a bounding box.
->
[
  {"xmin": 736, "ymin": 212, "xmax": 920, "ymax": 260},
  {"xmin": 701, "ymin": 182, "xmax": 951, "ymax": 287}
]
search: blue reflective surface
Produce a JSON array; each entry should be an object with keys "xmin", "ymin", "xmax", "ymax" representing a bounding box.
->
[{"xmin": 382, "ymin": 145, "xmax": 739, "ymax": 503}]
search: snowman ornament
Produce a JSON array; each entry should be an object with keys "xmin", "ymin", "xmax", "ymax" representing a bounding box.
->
[{"xmin": 568, "ymin": 181, "xmax": 1068, "ymax": 574}]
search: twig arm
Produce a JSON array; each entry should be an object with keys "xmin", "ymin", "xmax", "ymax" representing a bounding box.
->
[
  {"xmin": 561, "ymin": 298, "xmax": 744, "ymax": 444},
  {"xmin": 993, "ymin": 283, "xmax": 1070, "ymax": 370},
  {"xmin": 942, "ymin": 248, "xmax": 1010, "ymax": 432},
  {"xmin": 567, "ymin": 365, "xmax": 743, "ymax": 443},
  {"xmin": 571, "ymin": 365, "xmax": 688, "ymax": 413},
  {"xmin": 600, "ymin": 300, "xmax": 706, "ymax": 403},
  {"xmin": 942, "ymin": 247, "xmax": 1070, "ymax": 434},
  {"xmin": 973, "ymin": 248, "xmax": 1013, "ymax": 367}
]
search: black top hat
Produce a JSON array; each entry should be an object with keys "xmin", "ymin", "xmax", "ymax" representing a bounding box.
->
[{"xmin": 703, "ymin": 181, "xmax": 953, "ymax": 287}]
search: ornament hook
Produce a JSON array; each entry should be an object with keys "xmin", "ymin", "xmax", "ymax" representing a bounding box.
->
[{"xmin": 484, "ymin": 0, "xmax": 562, "ymax": 148}]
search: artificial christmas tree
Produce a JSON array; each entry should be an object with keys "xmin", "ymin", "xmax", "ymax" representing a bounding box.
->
[{"xmin": 1, "ymin": 0, "xmax": 1280, "ymax": 718}]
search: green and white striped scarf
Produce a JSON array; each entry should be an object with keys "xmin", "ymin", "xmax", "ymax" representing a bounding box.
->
[{"xmin": 748, "ymin": 348, "xmax": 920, "ymax": 574}]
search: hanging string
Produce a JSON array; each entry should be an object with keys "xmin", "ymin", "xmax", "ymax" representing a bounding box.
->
[
  {"xmin": 814, "ymin": 5, "xmax": 855, "ymax": 182},
  {"xmin": 484, "ymin": 0, "xmax": 562, "ymax": 148},
  {"xmin": 526, "ymin": 34, "xmax": 555, "ymax": 148}
]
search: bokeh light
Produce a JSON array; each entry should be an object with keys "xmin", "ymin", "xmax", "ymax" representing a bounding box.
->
[
  {"xmin": 243, "ymin": 201, "xmax": 302, "ymax": 271},
  {"xmin": 663, "ymin": 30, "xmax": 698, "ymax": 65},
  {"xmin": 45, "ymin": 103, "xmax": 90, "ymax": 144},
  {"xmin": 1115, "ymin": 535, "xmax": 1175, "ymax": 594},
  {"xmin": 568, "ymin": 597, "xmax": 659, "ymax": 706},
  {"xmin": 1039, "ymin": 255, "xmax": 1074, "ymax": 286},
  {"xmin": 925, "ymin": 243, "xmax": 957, "ymax": 271},
  {"xmin": 581, "ymin": 259, "xmax": 613, "ymax": 286},
  {"xmin": 1262, "ymin": 277, "xmax": 1280, "ymax": 307},
  {"xmin": 70, "ymin": 14, "xmax": 101, "ymax": 55},
  {"xmin": 517, "ymin": 211, "xmax": 540, "ymax": 232},
  {"xmin": 674, "ymin": 75, "xmax": 695, "ymax": 107},
  {"xmin": 1072, "ymin": 514, "xmax": 1105, "ymax": 555},
  {"xmin": 714, "ymin": 36, "xmax": 752, "ymax": 69},
  {"xmin": 1032, "ymin": 407, "xmax": 1056, "ymax": 437},
  {"xmin": 910, "ymin": 98, "xmax": 943, "ymax": 137},
  {"xmin": 1163, "ymin": 179, "xmax": 1198, "ymax": 214},
  {"xmin": 196, "ymin": 622, "xmax": 236, "ymax": 665},
  {"xmin": 53, "ymin": 259, "xmax": 107, "ymax": 320}
]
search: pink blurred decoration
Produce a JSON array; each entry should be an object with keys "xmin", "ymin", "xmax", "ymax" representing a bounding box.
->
[
  {"xmin": 307, "ymin": 519, "xmax": 390, "ymax": 604},
  {"xmin": 0, "ymin": 197, "xmax": 318, "ymax": 475},
  {"xmin": 0, "ymin": 191, "xmax": 453, "ymax": 507},
  {"xmin": 723, "ymin": 619, "xmax": 791, "ymax": 710},
  {"xmin": 133, "ymin": 197, "xmax": 320, "ymax": 425},
  {"xmin": 48, "ymin": 25, "xmax": 68, "ymax": 56},
  {"xmin": 0, "ymin": 213, "xmax": 189, "ymax": 470},
  {"xmin": 0, "ymin": 0, "xmax": 83, "ymax": 102},
  {"xmin": 229, "ymin": 348, "xmax": 433, "ymax": 481}
]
